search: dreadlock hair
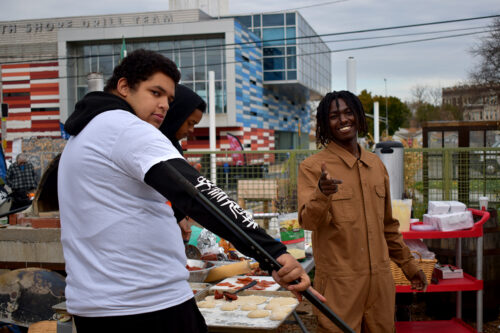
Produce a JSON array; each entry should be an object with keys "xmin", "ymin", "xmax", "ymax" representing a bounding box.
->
[{"xmin": 316, "ymin": 90, "xmax": 368, "ymax": 147}]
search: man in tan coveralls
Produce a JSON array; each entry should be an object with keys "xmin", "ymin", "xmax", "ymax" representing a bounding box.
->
[{"xmin": 298, "ymin": 91, "xmax": 427, "ymax": 332}]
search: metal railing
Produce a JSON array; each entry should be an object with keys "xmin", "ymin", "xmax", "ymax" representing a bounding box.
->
[{"xmin": 185, "ymin": 147, "xmax": 500, "ymax": 220}]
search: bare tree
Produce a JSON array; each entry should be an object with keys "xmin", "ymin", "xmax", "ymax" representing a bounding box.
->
[
  {"xmin": 469, "ymin": 18, "xmax": 500, "ymax": 84},
  {"xmin": 429, "ymin": 86, "xmax": 442, "ymax": 106},
  {"xmin": 410, "ymin": 84, "xmax": 428, "ymax": 106}
]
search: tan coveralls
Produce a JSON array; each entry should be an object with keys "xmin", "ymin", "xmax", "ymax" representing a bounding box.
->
[{"xmin": 298, "ymin": 142, "xmax": 419, "ymax": 333}]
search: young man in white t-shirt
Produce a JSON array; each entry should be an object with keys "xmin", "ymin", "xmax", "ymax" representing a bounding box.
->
[{"xmin": 58, "ymin": 49, "xmax": 324, "ymax": 333}]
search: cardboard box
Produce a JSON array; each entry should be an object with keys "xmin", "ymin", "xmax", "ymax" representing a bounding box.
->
[{"xmin": 435, "ymin": 265, "xmax": 463, "ymax": 279}]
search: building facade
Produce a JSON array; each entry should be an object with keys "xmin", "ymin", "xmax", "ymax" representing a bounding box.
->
[
  {"xmin": 0, "ymin": 8, "xmax": 330, "ymax": 160},
  {"xmin": 442, "ymin": 84, "xmax": 500, "ymax": 121}
]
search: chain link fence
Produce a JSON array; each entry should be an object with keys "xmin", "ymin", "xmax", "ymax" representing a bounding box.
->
[{"xmin": 185, "ymin": 147, "xmax": 500, "ymax": 221}]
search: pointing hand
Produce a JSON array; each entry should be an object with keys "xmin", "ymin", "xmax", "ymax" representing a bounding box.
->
[{"xmin": 319, "ymin": 162, "xmax": 343, "ymax": 195}]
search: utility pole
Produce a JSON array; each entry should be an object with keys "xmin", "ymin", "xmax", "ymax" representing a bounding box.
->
[{"xmin": 384, "ymin": 78, "xmax": 388, "ymax": 136}]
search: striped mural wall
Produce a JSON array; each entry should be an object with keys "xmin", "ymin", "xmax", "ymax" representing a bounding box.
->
[{"xmin": 1, "ymin": 62, "xmax": 61, "ymax": 155}]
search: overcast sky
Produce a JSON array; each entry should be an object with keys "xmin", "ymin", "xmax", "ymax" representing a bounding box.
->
[{"xmin": 1, "ymin": 0, "xmax": 499, "ymax": 102}]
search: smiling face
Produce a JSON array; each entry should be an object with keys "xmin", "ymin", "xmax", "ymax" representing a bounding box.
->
[
  {"xmin": 175, "ymin": 109, "xmax": 204, "ymax": 140},
  {"xmin": 116, "ymin": 72, "xmax": 176, "ymax": 128},
  {"xmin": 328, "ymin": 97, "xmax": 358, "ymax": 149}
]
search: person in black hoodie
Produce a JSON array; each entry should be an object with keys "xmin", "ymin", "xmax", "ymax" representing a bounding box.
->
[
  {"xmin": 159, "ymin": 84, "xmax": 206, "ymax": 241},
  {"xmin": 159, "ymin": 84, "xmax": 205, "ymax": 155},
  {"xmin": 58, "ymin": 49, "xmax": 324, "ymax": 333}
]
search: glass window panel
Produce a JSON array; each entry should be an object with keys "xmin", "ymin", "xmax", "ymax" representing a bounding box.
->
[
  {"xmin": 195, "ymin": 82, "xmax": 206, "ymax": 102},
  {"xmin": 133, "ymin": 42, "xmax": 148, "ymax": 51},
  {"xmin": 159, "ymin": 41, "xmax": 173, "ymax": 53},
  {"xmin": 287, "ymin": 46, "xmax": 296, "ymax": 55},
  {"xmin": 443, "ymin": 131, "xmax": 458, "ymax": 148},
  {"xmin": 180, "ymin": 40, "xmax": 194, "ymax": 81},
  {"xmin": 286, "ymin": 56, "xmax": 296, "ymax": 69},
  {"xmin": 194, "ymin": 40, "xmax": 206, "ymax": 81},
  {"xmin": 252, "ymin": 28, "xmax": 261, "ymax": 39},
  {"xmin": 76, "ymin": 47, "xmax": 86, "ymax": 85},
  {"xmin": 207, "ymin": 48, "xmax": 222, "ymax": 80},
  {"xmin": 287, "ymin": 70, "xmax": 297, "ymax": 80},
  {"xmin": 77, "ymin": 87, "xmax": 88, "ymax": 102},
  {"xmin": 263, "ymin": 28, "xmax": 285, "ymax": 46},
  {"xmin": 286, "ymin": 27, "xmax": 296, "ymax": 44},
  {"xmin": 83, "ymin": 46, "xmax": 91, "ymax": 75},
  {"xmin": 470, "ymin": 131, "xmax": 484, "ymax": 147},
  {"xmin": 206, "ymin": 39, "xmax": 222, "ymax": 47},
  {"xmin": 194, "ymin": 52, "xmax": 206, "ymax": 81},
  {"xmin": 264, "ymin": 71, "xmax": 285, "ymax": 81},
  {"xmin": 253, "ymin": 15, "xmax": 261, "ymax": 26},
  {"xmin": 286, "ymin": 13, "xmax": 295, "ymax": 25},
  {"xmin": 98, "ymin": 44, "xmax": 113, "ymax": 76},
  {"xmin": 148, "ymin": 42, "xmax": 159, "ymax": 51},
  {"xmin": 90, "ymin": 45, "xmax": 98, "ymax": 72},
  {"xmin": 113, "ymin": 43, "xmax": 122, "ymax": 67},
  {"xmin": 235, "ymin": 16, "xmax": 251, "ymax": 27},
  {"xmin": 264, "ymin": 57, "xmax": 285, "ymax": 70},
  {"xmin": 180, "ymin": 40, "xmax": 193, "ymax": 54},
  {"xmin": 194, "ymin": 39, "xmax": 205, "ymax": 49},
  {"xmin": 263, "ymin": 47, "xmax": 284, "ymax": 56},
  {"xmin": 486, "ymin": 130, "xmax": 500, "ymax": 146},
  {"xmin": 263, "ymin": 14, "xmax": 284, "ymax": 26},
  {"xmin": 428, "ymin": 131, "xmax": 442, "ymax": 148}
]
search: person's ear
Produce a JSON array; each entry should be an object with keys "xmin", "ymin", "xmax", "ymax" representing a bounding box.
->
[{"xmin": 116, "ymin": 77, "xmax": 130, "ymax": 98}]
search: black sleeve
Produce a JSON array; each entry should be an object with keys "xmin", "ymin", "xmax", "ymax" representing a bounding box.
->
[
  {"xmin": 172, "ymin": 205, "xmax": 185, "ymax": 223},
  {"xmin": 144, "ymin": 158, "xmax": 287, "ymax": 272}
]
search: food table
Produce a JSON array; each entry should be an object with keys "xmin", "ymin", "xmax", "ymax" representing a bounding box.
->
[{"xmin": 195, "ymin": 256, "xmax": 316, "ymax": 333}]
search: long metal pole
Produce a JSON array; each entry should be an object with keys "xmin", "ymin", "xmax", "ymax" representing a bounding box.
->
[
  {"xmin": 162, "ymin": 162, "xmax": 354, "ymax": 333},
  {"xmin": 384, "ymin": 78, "xmax": 388, "ymax": 136},
  {"xmin": 477, "ymin": 235, "xmax": 483, "ymax": 332},
  {"xmin": 208, "ymin": 71, "xmax": 216, "ymax": 184},
  {"xmin": 374, "ymin": 102, "xmax": 379, "ymax": 144}
]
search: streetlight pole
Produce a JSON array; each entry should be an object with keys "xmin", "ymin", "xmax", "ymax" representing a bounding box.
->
[{"xmin": 384, "ymin": 78, "xmax": 388, "ymax": 136}]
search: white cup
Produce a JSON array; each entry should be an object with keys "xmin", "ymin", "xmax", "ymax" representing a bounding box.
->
[{"xmin": 479, "ymin": 196, "xmax": 489, "ymax": 211}]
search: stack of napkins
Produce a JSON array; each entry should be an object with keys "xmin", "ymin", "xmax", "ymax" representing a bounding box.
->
[
  {"xmin": 423, "ymin": 201, "xmax": 473, "ymax": 231},
  {"xmin": 428, "ymin": 201, "xmax": 466, "ymax": 214}
]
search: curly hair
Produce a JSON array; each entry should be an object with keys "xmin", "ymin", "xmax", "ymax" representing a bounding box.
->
[
  {"xmin": 104, "ymin": 49, "xmax": 181, "ymax": 92},
  {"xmin": 316, "ymin": 90, "xmax": 368, "ymax": 147}
]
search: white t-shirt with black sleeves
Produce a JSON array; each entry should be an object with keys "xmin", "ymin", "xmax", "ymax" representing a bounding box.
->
[{"xmin": 58, "ymin": 110, "xmax": 190, "ymax": 317}]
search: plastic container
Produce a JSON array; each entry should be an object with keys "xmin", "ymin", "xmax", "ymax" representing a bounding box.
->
[
  {"xmin": 375, "ymin": 141, "xmax": 404, "ymax": 200},
  {"xmin": 479, "ymin": 196, "xmax": 489, "ymax": 211},
  {"xmin": 268, "ymin": 218, "xmax": 281, "ymax": 242},
  {"xmin": 392, "ymin": 199, "xmax": 412, "ymax": 232}
]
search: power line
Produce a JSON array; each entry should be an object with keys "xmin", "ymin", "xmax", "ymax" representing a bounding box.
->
[
  {"xmin": 266, "ymin": 0, "xmax": 349, "ymax": 12},
  {"xmin": 329, "ymin": 29, "xmax": 491, "ymax": 53},
  {"xmin": 0, "ymin": 14, "xmax": 497, "ymax": 68},
  {"xmin": 1, "ymin": 28, "xmax": 492, "ymax": 82},
  {"xmin": 1, "ymin": 25, "xmax": 489, "ymax": 62},
  {"xmin": 323, "ymin": 25, "xmax": 488, "ymax": 43}
]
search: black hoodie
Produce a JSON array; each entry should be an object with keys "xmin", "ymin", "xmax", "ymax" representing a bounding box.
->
[
  {"xmin": 159, "ymin": 84, "xmax": 206, "ymax": 154},
  {"xmin": 64, "ymin": 91, "xmax": 135, "ymax": 136}
]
